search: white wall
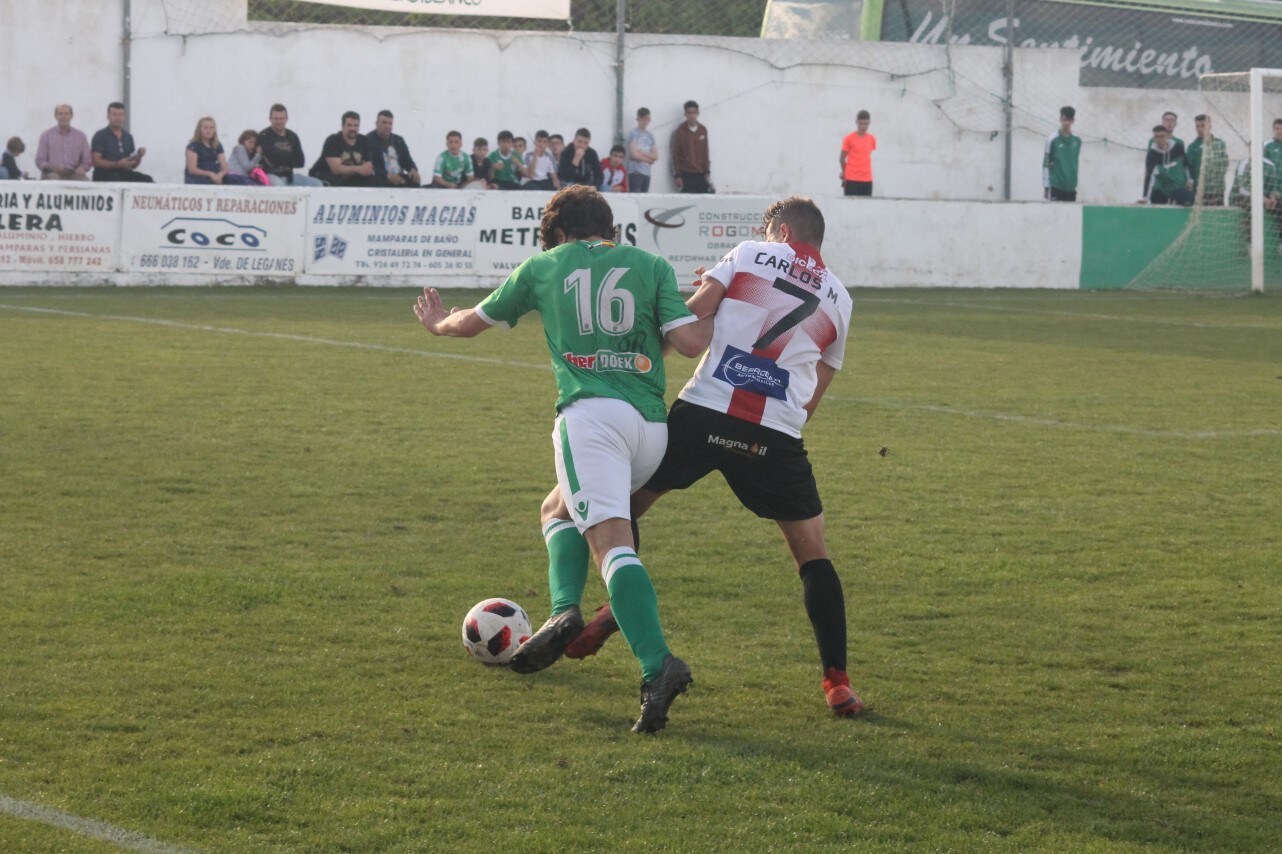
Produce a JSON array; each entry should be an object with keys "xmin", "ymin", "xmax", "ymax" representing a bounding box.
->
[{"xmin": 7, "ymin": 0, "xmax": 1243, "ymax": 207}]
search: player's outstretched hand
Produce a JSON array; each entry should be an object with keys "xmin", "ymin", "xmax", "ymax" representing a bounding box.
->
[{"xmin": 414, "ymin": 287, "xmax": 452, "ymax": 335}]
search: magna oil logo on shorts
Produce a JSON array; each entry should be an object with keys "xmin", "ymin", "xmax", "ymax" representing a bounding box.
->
[{"xmin": 562, "ymin": 350, "xmax": 653, "ymax": 373}]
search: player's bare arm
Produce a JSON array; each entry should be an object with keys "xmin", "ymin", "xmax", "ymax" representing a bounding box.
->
[
  {"xmin": 413, "ymin": 287, "xmax": 491, "ymax": 337},
  {"xmin": 803, "ymin": 361, "xmax": 838, "ymax": 422}
]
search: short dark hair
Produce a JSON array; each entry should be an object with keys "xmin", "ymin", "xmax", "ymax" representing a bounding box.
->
[
  {"xmin": 107, "ymin": 101, "xmax": 125, "ymax": 113},
  {"xmin": 497, "ymin": 130, "xmax": 513, "ymax": 143},
  {"xmin": 574, "ymin": 127, "xmax": 591, "ymax": 140},
  {"xmin": 473, "ymin": 137, "xmax": 488, "ymax": 147},
  {"xmin": 1152, "ymin": 125, "xmax": 1169, "ymax": 135},
  {"xmin": 1162, "ymin": 111, "xmax": 1177, "ymax": 120},
  {"xmin": 535, "ymin": 130, "xmax": 549, "ymax": 141},
  {"xmin": 238, "ymin": 129, "xmax": 258, "ymax": 145},
  {"xmin": 857, "ymin": 109, "xmax": 871, "ymax": 121},
  {"xmin": 270, "ymin": 103, "xmax": 287, "ymax": 115},
  {"xmin": 446, "ymin": 130, "xmax": 462, "ymax": 140},
  {"xmin": 683, "ymin": 100, "xmax": 699, "ymax": 112},
  {"xmin": 637, "ymin": 107, "xmax": 650, "ymax": 118},
  {"xmin": 550, "ymin": 133, "xmax": 564, "ymax": 143},
  {"xmin": 341, "ymin": 111, "xmax": 360, "ymax": 125},
  {"xmin": 378, "ymin": 109, "xmax": 394, "ymax": 120},
  {"xmin": 1274, "ymin": 118, "xmax": 1282, "ymax": 127},
  {"xmin": 1060, "ymin": 106, "xmax": 1075, "ymax": 120},
  {"xmin": 1194, "ymin": 113, "xmax": 1208, "ymax": 122},
  {"xmin": 763, "ymin": 196, "xmax": 825, "ymax": 247},
  {"xmin": 514, "ymin": 136, "xmax": 526, "ymax": 145},
  {"xmin": 610, "ymin": 144, "xmax": 626, "ymax": 156},
  {"xmin": 540, "ymin": 185, "xmax": 617, "ymax": 251},
  {"xmin": 7, "ymin": 137, "xmax": 24, "ymax": 154}
]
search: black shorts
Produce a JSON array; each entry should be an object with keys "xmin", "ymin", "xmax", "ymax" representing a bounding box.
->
[
  {"xmin": 843, "ymin": 180, "xmax": 872, "ymax": 197},
  {"xmin": 645, "ymin": 400, "xmax": 822, "ymax": 521}
]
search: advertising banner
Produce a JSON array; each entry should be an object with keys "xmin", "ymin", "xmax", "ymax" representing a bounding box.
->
[
  {"xmin": 630, "ymin": 195, "xmax": 767, "ymax": 281},
  {"xmin": 878, "ymin": 0, "xmax": 1282, "ymax": 90},
  {"xmin": 120, "ymin": 188, "xmax": 305, "ymax": 277},
  {"xmin": 294, "ymin": 0, "xmax": 570, "ymax": 20},
  {"xmin": 0, "ymin": 184, "xmax": 120, "ymax": 273},
  {"xmin": 305, "ymin": 190, "xmax": 482, "ymax": 277},
  {"xmin": 473, "ymin": 196, "xmax": 553, "ymax": 276}
]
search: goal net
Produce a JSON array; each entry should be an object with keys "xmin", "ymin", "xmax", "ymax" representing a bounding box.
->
[{"xmin": 1126, "ymin": 69, "xmax": 1282, "ymax": 292}]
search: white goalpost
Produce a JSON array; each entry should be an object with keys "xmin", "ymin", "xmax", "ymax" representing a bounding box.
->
[{"xmin": 1200, "ymin": 67, "xmax": 1282, "ymax": 294}]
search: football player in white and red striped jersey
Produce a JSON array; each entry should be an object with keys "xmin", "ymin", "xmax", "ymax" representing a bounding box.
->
[{"xmin": 566, "ymin": 196, "xmax": 864, "ymax": 717}]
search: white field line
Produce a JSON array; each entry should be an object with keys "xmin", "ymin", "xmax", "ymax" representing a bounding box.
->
[
  {"xmin": 3, "ymin": 303, "xmax": 1278, "ymax": 440},
  {"xmin": 0, "ymin": 793, "xmax": 199, "ymax": 854},
  {"xmin": 856, "ymin": 295, "xmax": 1281, "ymax": 330}
]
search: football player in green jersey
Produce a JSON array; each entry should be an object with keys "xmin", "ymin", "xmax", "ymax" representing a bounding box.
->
[{"xmin": 414, "ymin": 185, "xmax": 712, "ymax": 732}]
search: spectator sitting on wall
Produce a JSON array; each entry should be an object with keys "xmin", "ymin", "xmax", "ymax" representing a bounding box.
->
[
  {"xmin": 470, "ymin": 137, "xmax": 495, "ymax": 189},
  {"xmin": 228, "ymin": 130, "xmax": 263, "ymax": 184},
  {"xmin": 671, "ymin": 100, "xmax": 711, "ymax": 193},
  {"xmin": 600, "ymin": 144, "xmax": 629, "ymax": 193},
  {"xmin": 431, "ymin": 131, "xmax": 472, "ymax": 189},
  {"xmin": 488, "ymin": 130, "xmax": 528, "ymax": 191},
  {"xmin": 557, "ymin": 127, "xmax": 602, "ymax": 188},
  {"xmin": 626, "ymin": 107, "xmax": 657, "ymax": 193},
  {"xmin": 36, "ymin": 104, "xmax": 92, "ymax": 180},
  {"xmin": 548, "ymin": 133, "xmax": 565, "ymax": 167},
  {"xmin": 513, "ymin": 136, "xmax": 529, "ymax": 185},
  {"xmin": 91, "ymin": 101, "xmax": 153, "ymax": 183},
  {"xmin": 369, "ymin": 110, "xmax": 421, "ymax": 188},
  {"xmin": 1186, "ymin": 114, "xmax": 1228, "ymax": 206},
  {"xmin": 524, "ymin": 130, "xmax": 560, "ymax": 191},
  {"xmin": 185, "ymin": 117, "xmax": 248, "ymax": 185},
  {"xmin": 310, "ymin": 111, "xmax": 375, "ymax": 187},
  {"xmin": 258, "ymin": 104, "xmax": 322, "ymax": 187},
  {"xmin": 1140, "ymin": 125, "xmax": 1193, "ymax": 206},
  {"xmin": 1, "ymin": 138, "xmax": 28, "ymax": 180}
]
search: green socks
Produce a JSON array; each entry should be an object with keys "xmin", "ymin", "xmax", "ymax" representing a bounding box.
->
[
  {"xmin": 602, "ymin": 546, "xmax": 669, "ymax": 682},
  {"xmin": 542, "ymin": 519, "xmax": 590, "ymax": 615}
]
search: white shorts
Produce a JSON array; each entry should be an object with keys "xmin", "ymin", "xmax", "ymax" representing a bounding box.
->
[{"xmin": 552, "ymin": 397, "xmax": 668, "ymax": 533}]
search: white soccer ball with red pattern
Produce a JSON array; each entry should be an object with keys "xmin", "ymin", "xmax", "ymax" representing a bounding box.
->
[{"xmin": 461, "ymin": 598, "xmax": 532, "ymax": 665}]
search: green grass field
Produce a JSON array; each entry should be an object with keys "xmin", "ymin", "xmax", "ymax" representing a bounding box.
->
[{"xmin": 1, "ymin": 286, "xmax": 1279, "ymax": 852}]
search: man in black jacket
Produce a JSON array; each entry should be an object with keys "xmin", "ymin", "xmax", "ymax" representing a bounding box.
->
[{"xmin": 368, "ymin": 110, "xmax": 421, "ymax": 187}]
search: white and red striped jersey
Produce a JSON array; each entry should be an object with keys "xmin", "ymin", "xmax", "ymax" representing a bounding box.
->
[{"xmin": 678, "ymin": 239, "xmax": 851, "ymax": 438}]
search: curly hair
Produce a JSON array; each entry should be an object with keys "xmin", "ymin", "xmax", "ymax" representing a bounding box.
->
[
  {"xmin": 762, "ymin": 195, "xmax": 825, "ymax": 247},
  {"xmin": 540, "ymin": 185, "xmax": 618, "ymax": 251}
]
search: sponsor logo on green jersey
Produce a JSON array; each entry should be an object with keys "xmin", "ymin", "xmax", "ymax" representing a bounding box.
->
[{"xmin": 561, "ymin": 350, "xmax": 654, "ymax": 374}]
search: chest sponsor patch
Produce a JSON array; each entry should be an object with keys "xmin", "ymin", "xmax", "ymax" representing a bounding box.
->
[{"xmin": 713, "ymin": 345, "xmax": 789, "ymax": 400}]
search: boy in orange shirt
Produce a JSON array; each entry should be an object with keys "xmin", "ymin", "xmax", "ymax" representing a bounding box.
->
[{"xmin": 839, "ymin": 110, "xmax": 876, "ymax": 197}]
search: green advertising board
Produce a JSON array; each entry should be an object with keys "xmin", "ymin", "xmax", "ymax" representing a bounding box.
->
[{"xmin": 867, "ymin": 0, "xmax": 1282, "ymax": 89}]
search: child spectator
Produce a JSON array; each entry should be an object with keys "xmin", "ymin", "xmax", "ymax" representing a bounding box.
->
[
  {"xmin": 557, "ymin": 127, "xmax": 602, "ymax": 188},
  {"xmin": 839, "ymin": 109, "xmax": 876, "ymax": 197},
  {"xmin": 524, "ymin": 130, "xmax": 559, "ymax": 191},
  {"xmin": 626, "ymin": 107, "xmax": 657, "ymax": 193},
  {"xmin": 1, "ymin": 137, "xmax": 27, "ymax": 180},
  {"xmin": 488, "ymin": 130, "xmax": 527, "ymax": 190},
  {"xmin": 228, "ymin": 130, "xmax": 264, "ymax": 184},
  {"xmin": 600, "ymin": 144, "xmax": 629, "ymax": 192},
  {"xmin": 549, "ymin": 134, "xmax": 565, "ymax": 164},
  {"xmin": 1043, "ymin": 106, "xmax": 1080, "ymax": 202},
  {"xmin": 1141, "ymin": 125, "xmax": 1193, "ymax": 205},
  {"xmin": 185, "ymin": 117, "xmax": 245, "ymax": 185},
  {"xmin": 471, "ymin": 137, "xmax": 494, "ymax": 188},
  {"xmin": 431, "ymin": 131, "xmax": 472, "ymax": 189}
]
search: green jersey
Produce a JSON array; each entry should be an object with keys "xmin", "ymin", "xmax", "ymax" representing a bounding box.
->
[
  {"xmin": 1043, "ymin": 131, "xmax": 1080, "ymax": 193},
  {"xmin": 1186, "ymin": 135, "xmax": 1229, "ymax": 201},
  {"xmin": 433, "ymin": 149, "xmax": 472, "ymax": 185},
  {"xmin": 1265, "ymin": 139, "xmax": 1282, "ymax": 172},
  {"xmin": 477, "ymin": 240, "xmax": 695, "ymax": 422},
  {"xmin": 1229, "ymin": 156, "xmax": 1281, "ymax": 207},
  {"xmin": 488, "ymin": 149, "xmax": 523, "ymax": 184}
]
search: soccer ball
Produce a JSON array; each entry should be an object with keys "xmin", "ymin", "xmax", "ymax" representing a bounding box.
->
[{"xmin": 461, "ymin": 598, "xmax": 532, "ymax": 665}]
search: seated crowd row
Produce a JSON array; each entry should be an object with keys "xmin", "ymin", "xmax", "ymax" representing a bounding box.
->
[{"xmin": 4, "ymin": 101, "xmax": 712, "ymax": 195}]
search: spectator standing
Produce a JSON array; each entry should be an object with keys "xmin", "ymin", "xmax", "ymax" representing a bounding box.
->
[
  {"xmin": 227, "ymin": 130, "xmax": 263, "ymax": 183},
  {"xmin": 626, "ymin": 107, "xmax": 657, "ymax": 193},
  {"xmin": 185, "ymin": 117, "xmax": 246, "ymax": 185},
  {"xmin": 524, "ymin": 130, "xmax": 560, "ymax": 191},
  {"xmin": 36, "ymin": 104, "xmax": 92, "ymax": 180},
  {"xmin": 1, "ymin": 138, "xmax": 27, "ymax": 180},
  {"xmin": 1148, "ymin": 111, "xmax": 1183, "ymax": 151},
  {"xmin": 488, "ymin": 130, "xmax": 528, "ymax": 190},
  {"xmin": 1229, "ymin": 155, "xmax": 1282, "ymax": 253},
  {"xmin": 311, "ymin": 111, "xmax": 375, "ymax": 187},
  {"xmin": 1141, "ymin": 125, "xmax": 1193, "ymax": 205},
  {"xmin": 368, "ymin": 110, "xmax": 421, "ymax": 188},
  {"xmin": 1265, "ymin": 118, "xmax": 1282, "ymax": 171},
  {"xmin": 1186, "ymin": 114, "xmax": 1228, "ymax": 206},
  {"xmin": 258, "ymin": 104, "xmax": 322, "ymax": 187},
  {"xmin": 90, "ymin": 102, "xmax": 152, "ymax": 183},
  {"xmin": 557, "ymin": 127, "xmax": 602, "ymax": 188},
  {"xmin": 1043, "ymin": 106, "xmax": 1080, "ymax": 202},
  {"xmin": 839, "ymin": 109, "xmax": 877, "ymax": 197},
  {"xmin": 600, "ymin": 144, "xmax": 629, "ymax": 192},
  {"xmin": 431, "ymin": 131, "xmax": 472, "ymax": 189},
  {"xmin": 670, "ymin": 100, "xmax": 711, "ymax": 193}
]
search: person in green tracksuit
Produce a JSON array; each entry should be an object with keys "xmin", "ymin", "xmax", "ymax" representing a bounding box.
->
[
  {"xmin": 1141, "ymin": 125, "xmax": 1193, "ymax": 206},
  {"xmin": 1043, "ymin": 106, "xmax": 1081, "ymax": 202},
  {"xmin": 1187, "ymin": 114, "xmax": 1229, "ymax": 206}
]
